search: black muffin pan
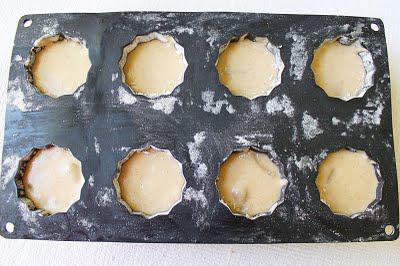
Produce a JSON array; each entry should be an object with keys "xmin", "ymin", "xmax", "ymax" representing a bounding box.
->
[{"xmin": 0, "ymin": 12, "xmax": 398, "ymax": 243}]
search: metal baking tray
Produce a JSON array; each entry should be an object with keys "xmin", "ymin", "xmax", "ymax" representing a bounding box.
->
[{"xmin": 0, "ymin": 12, "xmax": 398, "ymax": 243}]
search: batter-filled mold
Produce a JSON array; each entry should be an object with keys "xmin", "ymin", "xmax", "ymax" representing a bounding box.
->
[
  {"xmin": 119, "ymin": 32, "xmax": 188, "ymax": 98},
  {"xmin": 215, "ymin": 34, "xmax": 284, "ymax": 100},
  {"xmin": 215, "ymin": 147, "xmax": 288, "ymax": 219},
  {"xmin": 315, "ymin": 148, "xmax": 383, "ymax": 218},
  {"xmin": 25, "ymin": 34, "xmax": 91, "ymax": 99},
  {"xmin": 311, "ymin": 36, "xmax": 375, "ymax": 101},
  {"xmin": 14, "ymin": 144, "xmax": 85, "ymax": 216},
  {"xmin": 113, "ymin": 146, "xmax": 186, "ymax": 218}
]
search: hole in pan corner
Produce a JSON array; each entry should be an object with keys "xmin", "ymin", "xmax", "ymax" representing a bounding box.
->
[
  {"xmin": 23, "ymin": 19, "xmax": 32, "ymax": 28},
  {"xmin": 5, "ymin": 222, "xmax": 15, "ymax": 233},
  {"xmin": 370, "ymin": 23, "xmax": 379, "ymax": 32},
  {"xmin": 384, "ymin": 224, "xmax": 395, "ymax": 236}
]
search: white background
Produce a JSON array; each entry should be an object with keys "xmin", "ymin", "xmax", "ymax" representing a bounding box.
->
[{"xmin": 0, "ymin": 1, "xmax": 399, "ymax": 265}]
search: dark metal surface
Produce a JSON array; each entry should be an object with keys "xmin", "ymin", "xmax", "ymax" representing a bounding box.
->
[{"xmin": 0, "ymin": 12, "xmax": 398, "ymax": 243}]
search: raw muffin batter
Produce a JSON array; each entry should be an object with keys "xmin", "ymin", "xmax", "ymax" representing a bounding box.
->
[
  {"xmin": 316, "ymin": 149, "xmax": 379, "ymax": 217},
  {"xmin": 121, "ymin": 33, "xmax": 187, "ymax": 98},
  {"xmin": 116, "ymin": 147, "xmax": 186, "ymax": 217},
  {"xmin": 216, "ymin": 148, "xmax": 287, "ymax": 219},
  {"xmin": 30, "ymin": 35, "xmax": 91, "ymax": 98},
  {"xmin": 22, "ymin": 146, "xmax": 85, "ymax": 214},
  {"xmin": 311, "ymin": 38, "xmax": 371, "ymax": 101},
  {"xmin": 216, "ymin": 35, "xmax": 284, "ymax": 100}
]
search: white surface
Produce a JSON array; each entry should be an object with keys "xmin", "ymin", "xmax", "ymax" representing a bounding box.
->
[{"xmin": 0, "ymin": 0, "xmax": 399, "ymax": 265}]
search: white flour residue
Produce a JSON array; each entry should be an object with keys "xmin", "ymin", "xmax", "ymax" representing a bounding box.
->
[
  {"xmin": 18, "ymin": 201, "xmax": 38, "ymax": 224},
  {"xmin": 332, "ymin": 117, "xmax": 341, "ymax": 125},
  {"xmin": 285, "ymin": 30, "xmax": 308, "ymax": 80},
  {"xmin": 149, "ymin": 97, "xmax": 178, "ymax": 114},
  {"xmin": 73, "ymin": 86, "xmax": 85, "ymax": 99},
  {"xmin": 7, "ymin": 77, "xmax": 37, "ymax": 112},
  {"xmin": 41, "ymin": 18, "xmax": 59, "ymax": 35},
  {"xmin": 341, "ymin": 24, "xmax": 351, "ymax": 32},
  {"xmin": 348, "ymin": 98, "xmax": 384, "ymax": 129},
  {"xmin": 195, "ymin": 163, "xmax": 208, "ymax": 180},
  {"xmin": 250, "ymin": 101, "xmax": 261, "ymax": 113},
  {"xmin": 235, "ymin": 133, "xmax": 272, "ymax": 146},
  {"xmin": 205, "ymin": 50, "xmax": 211, "ymax": 64},
  {"xmin": 173, "ymin": 26, "xmax": 194, "ymax": 35},
  {"xmin": 183, "ymin": 187, "xmax": 208, "ymax": 227},
  {"xmin": 302, "ymin": 112, "xmax": 323, "ymax": 140},
  {"xmin": 138, "ymin": 13, "xmax": 168, "ymax": 22},
  {"xmin": 1, "ymin": 155, "xmax": 20, "ymax": 189},
  {"xmin": 292, "ymin": 126, "xmax": 298, "ymax": 142},
  {"xmin": 94, "ymin": 137, "xmax": 101, "ymax": 154},
  {"xmin": 351, "ymin": 22, "xmax": 365, "ymax": 38},
  {"xmin": 206, "ymin": 29, "xmax": 219, "ymax": 48},
  {"xmin": 78, "ymin": 218, "xmax": 94, "ymax": 229},
  {"xmin": 291, "ymin": 150, "xmax": 328, "ymax": 171},
  {"xmin": 262, "ymin": 144, "xmax": 278, "ymax": 159},
  {"xmin": 88, "ymin": 175, "xmax": 95, "ymax": 187},
  {"xmin": 183, "ymin": 187, "xmax": 208, "ymax": 208},
  {"xmin": 118, "ymin": 86, "xmax": 137, "ymax": 105},
  {"xmin": 265, "ymin": 95, "xmax": 294, "ymax": 117},
  {"xmin": 95, "ymin": 187, "xmax": 114, "ymax": 207},
  {"xmin": 329, "ymin": 96, "xmax": 384, "ymax": 131},
  {"xmin": 201, "ymin": 90, "xmax": 235, "ymax": 114},
  {"xmin": 294, "ymin": 205, "xmax": 308, "ymax": 221},
  {"xmin": 187, "ymin": 132, "xmax": 208, "ymax": 179},
  {"xmin": 111, "ymin": 72, "xmax": 119, "ymax": 82},
  {"xmin": 14, "ymin": 55, "xmax": 23, "ymax": 62},
  {"xmin": 186, "ymin": 134, "xmax": 209, "ymax": 228}
]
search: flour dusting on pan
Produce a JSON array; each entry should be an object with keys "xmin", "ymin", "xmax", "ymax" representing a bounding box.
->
[
  {"xmin": 302, "ymin": 112, "xmax": 323, "ymax": 140},
  {"xmin": 291, "ymin": 150, "xmax": 328, "ymax": 172},
  {"xmin": 285, "ymin": 29, "xmax": 308, "ymax": 81},
  {"xmin": 186, "ymin": 132, "xmax": 210, "ymax": 228},
  {"xmin": 18, "ymin": 201, "xmax": 38, "ymax": 224},
  {"xmin": 187, "ymin": 131, "xmax": 207, "ymax": 179},
  {"xmin": 73, "ymin": 86, "xmax": 85, "ymax": 99},
  {"xmin": 7, "ymin": 77, "xmax": 39, "ymax": 112},
  {"xmin": 331, "ymin": 94, "xmax": 385, "ymax": 130},
  {"xmin": 149, "ymin": 97, "xmax": 179, "ymax": 114},
  {"xmin": 118, "ymin": 86, "xmax": 137, "ymax": 104},
  {"xmin": 14, "ymin": 55, "xmax": 23, "ymax": 62},
  {"xmin": 111, "ymin": 72, "xmax": 119, "ymax": 82},
  {"xmin": 348, "ymin": 97, "xmax": 384, "ymax": 128},
  {"xmin": 95, "ymin": 187, "xmax": 114, "ymax": 207},
  {"xmin": 201, "ymin": 90, "xmax": 235, "ymax": 115},
  {"xmin": 1, "ymin": 155, "xmax": 20, "ymax": 189},
  {"xmin": 41, "ymin": 18, "xmax": 59, "ymax": 35},
  {"xmin": 235, "ymin": 133, "xmax": 273, "ymax": 146},
  {"xmin": 94, "ymin": 137, "xmax": 101, "ymax": 154},
  {"xmin": 173, "ymin": 26, "xmax": 194, "ymax": 35},
  {"xmin": 88, "ymin": 175, "xmax": 95, "ymax": 187},
  {"xmin": 265, "ymin": 95, "xmax": 294, "ymax": 117},
  {"xmin": 184, "ymin": 187, "xmax": 208, "ymax": 208}
]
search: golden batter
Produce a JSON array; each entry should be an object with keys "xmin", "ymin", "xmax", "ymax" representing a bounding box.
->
[
  {"xmin": 311, "ymin": 39, "xmax": 370, "ymax": 101},
  {"xmin": 30, "ymin": 35, "xmax": 91, "ymax": 98},
  {"xmin": 121, "ymin": 33, "xmax": 187, "ymax": 98},
  {"xmin": 216, "ymin": 35, "xmax": 284, "ymax": 100},
  {"xmin": 216, "ymin": 148, "xmax": 287, "ymax": 219},
  {"xmin": 115, "ymin": 147, "xmax": 186, "ymax": 217},
  {"xmin": 22, "ymin": 146, "xmax": 85, "ymax": 214},
  {"xmin": 316, "ymin": 149, "xmax": 379, "ymax": 217}
]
